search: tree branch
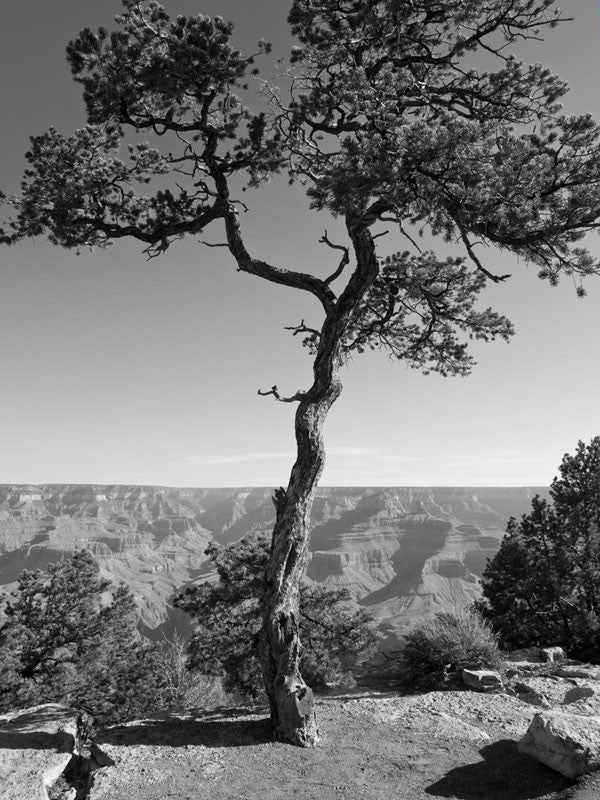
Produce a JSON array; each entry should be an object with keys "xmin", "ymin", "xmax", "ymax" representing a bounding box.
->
[
  {"xmin": 457, "ymin": 224, "xmax": 511, "ymax": 283},
  {"xmin": 319, "ymin": 230, "xmax": 350, "ymax": 285},
  {"xmin": 257, "ymin": 385, "xmax": 306, "ymax": 403},
  {"xmin": 284, "ymin": 319, "xmax": 321, "ymax": 338}
]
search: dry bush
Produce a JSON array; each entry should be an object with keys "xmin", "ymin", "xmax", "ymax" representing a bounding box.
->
[
  {"xmin": 400, "ymin": 608, "xmax": 502, "ymax": 688},
  {"xmin": 156, "ymin": 633, "xmax": 233, "ymax": 712}
]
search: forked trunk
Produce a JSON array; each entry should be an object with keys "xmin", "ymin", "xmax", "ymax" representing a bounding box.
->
[{"xmin": 260, "ymin": 378, "xmax": 341, "ymax": 746}]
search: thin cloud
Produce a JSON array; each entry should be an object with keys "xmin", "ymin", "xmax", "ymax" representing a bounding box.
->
[
  {"xmin": 184, "ymin": 447, "xmax": 380, "ymax": 466},
  {"xmin": 377, "ymin": 454, "xmax": 427, "ymax": 463},
  {"xmin": 328, "ymin": 448, "xmax": 422, "ymax": 462},
  {"xmin": 183, "ymin": 449, "xmax": 538, "ymax": 471},
  {"xmin": 441, "ymin": 454, "xmax": 546, "ymax": 468},
  {"xmin": 185, "ymin": 452, "xmax": 293, "ymax": 466},
  {"xmin": 327, "ymin": 447, "xmax": 380, "ymax": 457}
]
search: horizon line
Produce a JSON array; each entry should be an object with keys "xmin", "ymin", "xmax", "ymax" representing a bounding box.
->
[{"xmin": 0, "ymin": 481, "xmax": 551, "ymax": 490}]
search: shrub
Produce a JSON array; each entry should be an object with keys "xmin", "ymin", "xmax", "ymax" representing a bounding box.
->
[
  {"xmin": 156, "ymin": 633, "xmax": 233, "ymax": 711},
  {"xmin": 400, "ymin": 608, "xmax": 502, "ymax": 688}
]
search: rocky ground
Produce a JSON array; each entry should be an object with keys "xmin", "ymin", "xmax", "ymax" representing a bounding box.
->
[{"xmin": 4, "ymin": 658, "xmax": 600, "ymax": 800}]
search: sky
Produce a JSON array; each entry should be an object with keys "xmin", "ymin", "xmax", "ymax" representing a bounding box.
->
[{"xmin": 1, "ymin": 0, "xmax": 600, "ymax": 488}]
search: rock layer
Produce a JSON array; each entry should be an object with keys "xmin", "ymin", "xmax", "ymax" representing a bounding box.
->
[{"xmin": 0, "ymin": 484, "xmax": 549, "ymax": 641}]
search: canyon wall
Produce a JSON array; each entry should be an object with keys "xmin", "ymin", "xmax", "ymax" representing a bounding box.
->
[{"xmin": 0, "ymin": 485, "xmax": 550, "ymax": 644}]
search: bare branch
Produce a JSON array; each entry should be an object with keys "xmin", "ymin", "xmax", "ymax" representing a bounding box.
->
[
  {"xmin": 142, "ymin": 239, "xmax": 171, "ymax": 259},
  {"xmin": 372, "ymin": 230, "xmax": 389, "ymax": 241},
  {"xmin": 457, "ymin": 225, "xmax": 511, "ymax": 283},
  {"xmin": 257, "ymin": 385, "xmax": 305, "ymax": 403},
  {"xmin": 319, "ymin": 230, "xmax": 350, "ymax": 285},
  {"xmin": 284, "ymin": 319, "xmax": 321, "ymax": 338},
  {"xmin": 230, "ymin": 198, "xmax": 250, "ymax": 213}
]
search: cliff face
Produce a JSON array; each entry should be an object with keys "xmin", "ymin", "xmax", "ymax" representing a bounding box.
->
[
  {"xmin": 305, "ymin": 487, "xmax": 551, "ymax": 647},
  {"xmin": 0, "ymin": 485, "xmax": 215, "ymax": 630},
  {"xmin": 0, "ymin": 484, "xmax": 549, "ymax": 641}
]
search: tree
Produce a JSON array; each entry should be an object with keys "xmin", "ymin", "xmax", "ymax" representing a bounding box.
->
[
  {"xmin": 3, "ymin": 0, "xmax": 600, "ymax": 744},
  {"xmin": 0, "ymin": 550, "xmax": 165, "ymax": 722},
  {"xmin": 174, "ymin": 535, "xmax": 380, "ymax": 699},
  {"xmin": 478, "ymin": 438, "xmax": 600, "ymax": 661}
]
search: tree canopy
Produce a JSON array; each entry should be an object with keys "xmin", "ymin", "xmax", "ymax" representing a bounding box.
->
[
  {"xmin": 4, "ymin": 0, "xmax": 600, "ymax": 745},
  {"xmin": 478, "ymin": 438, "xmax": 600, "ymax": 661}
]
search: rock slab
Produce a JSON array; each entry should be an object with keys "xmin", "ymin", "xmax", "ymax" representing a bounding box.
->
[
  {"xmin": 519, "ymin": 711, "xmax": 600, "ymax": 778},
  {"xmin": 461, "ymin": 669, "xmax": 503, "ymax": 692},
  {"xmin": 564, "ymin": 686, "xmax": 596, "ymax": 705},
  {"xmin": 507, "ymin": 647, "xmax": 544, "ymax": 663},
  {"xmin": 511, "ymin": 681, "xmax": 551, "ymax": 709},
  {"xmin": 0, "ymin": 704, "xmax": 78, "ymax": 800}
]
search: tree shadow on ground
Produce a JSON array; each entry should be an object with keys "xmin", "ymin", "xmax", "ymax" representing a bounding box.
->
[
  {"xmin": 0, "ymin": 728, "xmax": 73, "ymax": 751},
  {"xmin": 426, "ymin": 740, "xmax": 574, "ymax": 800},
  {"xmin": 98, "ymin": 709, "xmax": 272, "ymax": 749}
]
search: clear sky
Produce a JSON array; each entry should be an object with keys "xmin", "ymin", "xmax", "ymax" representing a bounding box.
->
[{"xmin": 1, "ymin": 0, "xmax": 599, "ymax": 488}]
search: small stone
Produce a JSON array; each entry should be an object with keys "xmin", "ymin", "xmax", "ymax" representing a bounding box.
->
[
  {"xmin": 564, "ymin": 686, "xmax": 595, "ymax": 705},
  {"xmin": 461, "ymin": 669, "xmax": 503, "ymax": 692}
]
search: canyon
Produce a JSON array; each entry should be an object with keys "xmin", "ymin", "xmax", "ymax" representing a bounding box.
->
[{"xmin": 0, "ymin": 485, "xmax": 550, "ymax": 648}]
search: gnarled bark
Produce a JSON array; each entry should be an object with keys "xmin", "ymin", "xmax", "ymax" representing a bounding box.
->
[
  {"xmin": 260, "ymin": 219, "xmax": 379, "ymax": 746},
  {"xmin": 260, "ymin": 381, "xmax": 341, "ymax": 745}
]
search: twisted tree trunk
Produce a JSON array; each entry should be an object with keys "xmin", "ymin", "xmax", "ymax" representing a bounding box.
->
[
  {"xmin": 260, "ymin": 219, "xmax": 379, "ymax": 746},
  {"xmin": 260, "ymin": 378, "xmax": 341, "ymax": 745}
]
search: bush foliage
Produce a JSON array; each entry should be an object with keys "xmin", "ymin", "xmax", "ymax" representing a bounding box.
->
[
  {"xmin": 0, "ymin": 550, "xmax": 166, "ymax": 722},
  {"xmin": 156, "ymin": 633, "xmax": 231, "ymax": 711},
  {"xmin": 478, "ymin": 438, "xmax": 600, "ymax": 662},
  {"xmin": 175, "ymin": 535, "xmax": 381, "ymax": 699},
  {"xmin": 401, "ymin": 609, "xmax": 502, "ymax": 688}
]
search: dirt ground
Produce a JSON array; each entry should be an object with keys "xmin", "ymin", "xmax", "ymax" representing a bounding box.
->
[{"xmin": 87, "ymin": 683, "xmax": 596, "ymax": 800}]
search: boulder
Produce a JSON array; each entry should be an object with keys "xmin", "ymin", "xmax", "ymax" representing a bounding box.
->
[
  {"xmin": 506, "ymin": 647, "xmax": 543, "ymax": 663},
  {"xmin": 461, "ymin": 669, "xmax": 503, "ymax": 692},
  {"xmin": 0, "ymin": 704, "xmax": 78, "ymax": 800},
  {"xmin": 506, "ymin": 646, "xmax": 567, "ymax": 664},
  {"xmin": 541, "ymin": 647, "xmax": 567, "ymax": 663},
  {"xmin": 519, "ymin": 711, "xmax": 600, "ymax": 778},
  {"xmin": 0, "ymin": 704, "xmax": 109, "ymax": 800}
]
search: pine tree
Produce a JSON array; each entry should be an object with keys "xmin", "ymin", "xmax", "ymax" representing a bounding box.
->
[
  {"xmin": 0, "ymin": 550, "xmax": 166, "ymax": 722},
  {"xmin": 479, "ymin": 438, "xmax": 600, "ymax": 660},
  {"xmin": 175, "ymin": 536, "xmax": 380, "ymax": 698}
]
